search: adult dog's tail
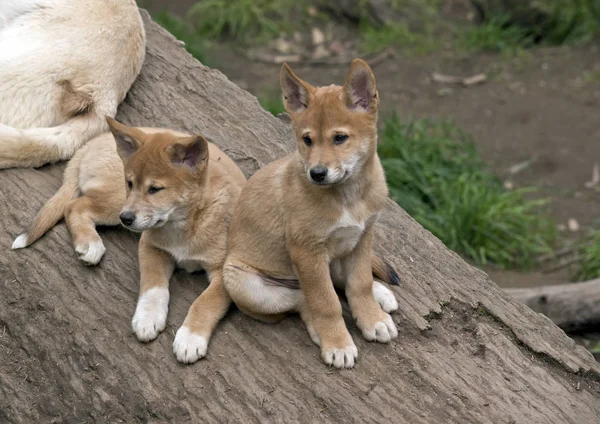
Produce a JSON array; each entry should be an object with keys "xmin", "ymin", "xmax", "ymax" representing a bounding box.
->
[
  {"xmin": 11, "ymin": 152, "xmax": 83, "ymax": 249},
  {"xmin": 372, "ymin": 254, "xmax": 401, "ymax": 286},
  {"xmin": 0, "ymin": 114, "xmax": 108, "ymax": 169}
]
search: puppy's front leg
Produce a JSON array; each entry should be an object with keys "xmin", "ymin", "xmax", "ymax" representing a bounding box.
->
[
  {"xmin": 173, "ymin": 271, "xmax": 232, "ymax": 364},
  {"xmin": 132, "ymin": 233, "xmax": 175, "ymax": 342},
  {"xmin": 344, "ymin": 226, "xmax": 398, "ymax": 343},
  {"xmin": 290, "ymin": 246, "xmax": 357, "ymax": 369}
]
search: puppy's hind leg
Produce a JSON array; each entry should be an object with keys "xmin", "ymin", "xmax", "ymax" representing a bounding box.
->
[
  {"xmin": 64, "ymin": 189, "xmax": 122, "ymax": 266},
  {"xmin": 223, "ymin": 263, "xmax": 301, "ymax": 323}
]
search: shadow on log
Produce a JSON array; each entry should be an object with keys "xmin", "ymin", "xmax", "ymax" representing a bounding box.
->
[{"xmin": 1, "ymin": 10, "xmax": 599, "ymax": 423}]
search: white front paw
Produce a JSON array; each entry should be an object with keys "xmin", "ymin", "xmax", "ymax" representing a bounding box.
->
[
  {"xmin": 75, "ymin": 239, "xmax": 106, "ymax": 266},
  {"xmin": 173, "ymin": 326, "xmax": 208, "ymax": 364},
  {"xmin": 362, "ymin": 313, "xmax": 398, "ymax": 343},
  {"xmin": 132, "ymin": 287, "xmax": 169, "ymax": 342},
  {"xmin": 322, "ymin": 342, "xmax": 358, "ymax": 369},
  {"xmin": 373, "ymin": 281, "xmax": 398, "ymax": 313}
]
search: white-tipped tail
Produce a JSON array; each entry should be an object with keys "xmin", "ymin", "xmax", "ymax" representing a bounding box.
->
[
  {"xmin": 11, "ymin": 234, "xmax": 28, "ymax": 250},
  {"xmin": 14, "ymin": 146, "xmax": 83, "ymax": 248}
]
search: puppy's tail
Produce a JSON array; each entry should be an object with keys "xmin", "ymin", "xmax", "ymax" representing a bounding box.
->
[
  {"xmin": 0, "ymin": 81, "xmax": 110, "ymax": 169},
  {"xmin": 372, "ymin": 254, "xmax": 401, "ymax": 286},
  {"xmin": 11, "ymin": 151, "xmax": 83, "ymax": 249}
]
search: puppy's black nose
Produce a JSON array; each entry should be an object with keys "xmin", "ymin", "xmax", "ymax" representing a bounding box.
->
[
  {"xmin": 309, "ymin": 166, "xmax": 328, "ymax": 183},
  {"xmin": 120, "ymin": 211, "xmax": 136, "ymax": 226}
]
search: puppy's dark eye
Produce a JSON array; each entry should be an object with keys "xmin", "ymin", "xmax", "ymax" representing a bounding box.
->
[
  {"xmin": 148, "ymin": 186, "xmax": 164, "ymax": 194},
  {"xmin": 302, "ymin": 136, "xmax": 312, "ymax": 146},
  {"xmin": 126, "ymin": 180, "xmax": 133, "ymax": 190},
  {"xmin": 334, "ymin": 134, "xmax": 348, "ymax": 145}
]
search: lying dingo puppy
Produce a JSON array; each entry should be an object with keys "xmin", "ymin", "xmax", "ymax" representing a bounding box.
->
[
  {"xmin": 14, "ymin": 118, "xmax": 245, "ymax": 363},
  {"xmin": 0, "ymin": 0, "xmax": 145, "ymax": 169},
  {"xmin": 223, "ymin": 59, "xmax": 400, "ymax": 369}
]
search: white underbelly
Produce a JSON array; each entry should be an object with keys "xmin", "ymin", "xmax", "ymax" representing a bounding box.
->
[{"xmin": 163, "ymin": 245, "xmax": 207, "ymax": 273}]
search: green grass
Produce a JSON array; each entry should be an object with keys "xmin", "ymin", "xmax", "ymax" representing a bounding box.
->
[
  {"xmin": 152, "ymin": 11, "xmax": 208, "ymax": 63},
  {"xmin": 465, "ymin": 1, "xmax": 600, "ymax": 54},
  {"xmin": 584, "ymin": 70, "xmax": 600, "ymax": 82},
  {"xmin": 187, "ymin": 0, "xmax": 297, "ymax": 43},
  {"xmin": 378, "ymin": 114, "xmax": 555, "ymax": 268},
  {"xmin": 259, "ymin": 92, "xmax": 285, "ymax": 116},
  {"xmin": 459, "ymin": 16, "xmax": 534, "ymax": 54},
  {"xmin": 358, "ymin": 0, "xmax": 441, "ymax": 54},
  {"xmin": 576, "ymin": 229, "xmax": 600, "ymax": 280},
  {"xmin": 529, "ymin": 0, "xmax": 600, "ymax": 44},
  {"xmin": 360, "ymin": 23, "xmax": 437, "ymax": 55}
]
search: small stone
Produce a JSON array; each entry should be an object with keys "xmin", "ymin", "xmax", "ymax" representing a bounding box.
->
[
  {"xmin": 274, "ymin": 38, "xmax": 293, "ymax": 54},
  {"xmin": 312, "ymin": 44, "xmax": 329, "ymax": 60},
  {"xmin": 567, "ymin": 218, "xmax": 580, "ymax": 232},
  {"xmin": 329, "ymin": 40, "xmax": 344, "ymax": 56},
  {"xmin": 311, "ymin": 28, "xmax": 325, "ymax": 46},
  {"xmin": 437, "ymin": 87, "xmax": 453, "ymax": 97}
]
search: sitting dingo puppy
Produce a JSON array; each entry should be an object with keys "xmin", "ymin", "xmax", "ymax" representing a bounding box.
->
[
  {"xmin": 223, "ymin": 59, "xmax": 400, "ymax": 369},
  {"xmin": 0, "ymin": 0, "xmax": 145, "ymax": 169},
  {"xmin": 14, "ymin": 118, "xmax": 245, "ymax": 363}
]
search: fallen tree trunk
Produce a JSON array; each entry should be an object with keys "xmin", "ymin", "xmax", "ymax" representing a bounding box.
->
[
  {"xmin": 0, "ymin": 10, "xmax": 599, "ymax": 424},
  {"xmin": 506, "ymin": 279, "xmax": 600, "ymax": 333}
]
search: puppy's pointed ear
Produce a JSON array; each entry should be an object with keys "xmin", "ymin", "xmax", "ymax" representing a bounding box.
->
[
  {"xmin": 106, "ymin": 116, "xmax": 145, "ymax": 163},
  {"xmin": 343, "ymin": 59, "xmax": 378, "ymax": 113},
  {"xmin": 167, "ymin": 135, "xmax": 209, "ymax": 170},
  {"xmin": 280, "ymin": 63, "xmax": 312, "ymax": 113}
]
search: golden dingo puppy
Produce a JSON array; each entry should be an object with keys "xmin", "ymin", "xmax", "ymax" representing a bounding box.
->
[
  {"xmin": 14, "ymin": 118, "xmax": 245, "ymax": 363},
  {"xmin": 223, "ymin": 59, "xmax": 400, "ymax": 369}
]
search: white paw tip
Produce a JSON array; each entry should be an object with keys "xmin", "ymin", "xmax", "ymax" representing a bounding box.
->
[
  {"xmin": 323, "ymin": 344, "xmax": 358, "ymax": 369},
  {"xmin": 373, "ymin": 281, "xmax": 399, "ymax": 313},
  {"xmin": 132, "ymin": 287, "xmax": 169, "ymax": 342},
  {"xmin": 12, "ymin": 234, "xmax": 28, "ymax": 250},
  {"xmin": 173, "ymin": 326, "xmax": 208, "ymax": 364},
  {"xmin": 362, "ymin": 314, "xmax": 398, "ymax": 343},
  {"xmin": 76, "ymin": 240, "xmax": 106, "ymax": 266}
]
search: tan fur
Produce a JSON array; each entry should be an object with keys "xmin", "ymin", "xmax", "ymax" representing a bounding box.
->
[
  {"xmin": 14, "ymin": 118, "xmax": 245, "ymax": 363},
  {"xmin": 107, "ymin": 118, "xmax": 246, "ymax": 363},
  {"xmin": 12, "ymin": 132, "xmax": 125, "ymax": 265},
  {"xmin": 223, "ymin": 59, "xmax": 399, "ymax": 369},
  {"xmin": 59, "ymin": 80, "xmax": 94, "ymax": 117},
  {"xmin": 0, "ymin": 0, "xmax": 146, "ymax": 168}
]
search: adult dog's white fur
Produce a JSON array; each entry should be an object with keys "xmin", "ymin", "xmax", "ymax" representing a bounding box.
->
[{"xmin": 0, "ymin": 0, "xmax": 146, "ymax": 169}]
